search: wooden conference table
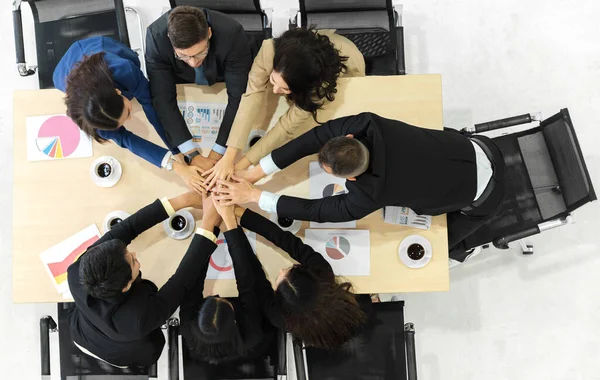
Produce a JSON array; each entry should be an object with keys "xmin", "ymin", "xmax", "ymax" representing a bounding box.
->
[{"xmin": 13, "ymin": 75, "xmax": 449, "ymax": 303}]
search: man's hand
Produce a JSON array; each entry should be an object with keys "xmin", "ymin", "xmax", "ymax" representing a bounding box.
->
[
  {"xmin": 200, "ymin": 193, "xmax": 221, "ymax": 229},
  {"xmin": 212, "ymin": 197, "xmax": 237, "ymax": 231},
  {"xmin": 173, "ymin": 161, "xmax": 207, "ymax": 194},
  {"xmin": 213, "ymin": 175, "xmax": 262, "ymax": 206},
  {"xmin": 191, "ymin": 155, "xmax": 217, "ymax": 172},
  {"xmin": 169, "ymin": 190, "xmax": 203, "ymax": 211}
]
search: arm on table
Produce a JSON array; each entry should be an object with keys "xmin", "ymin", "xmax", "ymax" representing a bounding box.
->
[
  {"xmin": 97, "ymin": 127, "xmax": 169, "ymax": 168},
  {"xmin": 145, "ymin": 30, "xmax": 193, "ymax": 149},
  {"xmin": 276, "ymin": 192, "xmax": 379, "ymax": 223}
]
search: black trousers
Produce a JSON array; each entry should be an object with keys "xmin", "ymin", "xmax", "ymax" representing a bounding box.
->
[{"xmin": 448, "ymin": 135, "xmax": 506, "ymax": 262}]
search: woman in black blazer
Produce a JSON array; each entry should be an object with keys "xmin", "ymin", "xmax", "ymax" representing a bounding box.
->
[
  {"xmin": 234, "ymin": 207, "xmax": 367, "ymax": 350},
  {"xmin": 180, "ymin": 198, "xmax": 274, "ymax": 364}
]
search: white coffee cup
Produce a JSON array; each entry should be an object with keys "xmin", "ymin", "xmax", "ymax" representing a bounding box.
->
[
  {"xmin": 163, "ymin": 210, "xmax": 195, "ymax": 240},
  {"xmin": 90, "ymin": 156, "xmax": 122, "ymax": 188}
]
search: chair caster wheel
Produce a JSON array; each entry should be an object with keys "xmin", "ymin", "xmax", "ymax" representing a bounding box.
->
[{"xmin": 522, "ymin": 245, "xmax": 534, "ymax": 255}]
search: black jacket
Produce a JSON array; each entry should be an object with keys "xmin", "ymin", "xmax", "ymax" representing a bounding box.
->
[
  {"xmin": 145, "ymin": 9, "xmax": 253, "ymax": 150},
  {"xmin": 239, "ymin": 209, "xmax": 335, "ymax": 329},
  {"xmin": 67, "ymin": 200, "xmax": 217, "ymax": 366},
  {"xmin": 180, "ymin": 227, "xmax": 275, "ymax": 364},
  {"xmin": 270, "ymin": 112, "xmax": 478, "ymax": 222}
]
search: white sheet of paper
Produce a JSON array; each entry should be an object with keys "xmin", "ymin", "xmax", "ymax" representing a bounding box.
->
[
  {"xmin": 39, "ymin": 224, "xmax": 101, "ymax": 295},
  {"xmin": 26, "ymin": 115, "xmax": 93, "ymax": 161},
  {"xmin": 308, "ymin": 161, "xmax": 357, "ymax": 229},
  {"xmin": 206, "ymin": 231, "xmax": 257, "ymax": 280},
  {"xmin": 382, "ymin": 206, "xmax": 432, "ymax": 230},
  {"xmin": 304, "ymin": 229, "xmax": 370, "ymax": 276},
  {"xmin": 177, "ymin": 101, "xmax": 226, "ymax": 154}
]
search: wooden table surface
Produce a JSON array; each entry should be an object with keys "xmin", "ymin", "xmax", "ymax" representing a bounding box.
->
[{"xmin": 13, "ymin": 75, "xmax": 449, "ymax": 303}]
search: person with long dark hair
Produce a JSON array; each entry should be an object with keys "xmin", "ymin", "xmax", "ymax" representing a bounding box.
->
[
  {"xmin": 231, "ymin": 207, "xmax": 367, "ymax": 350},
  {"xmin": 180, "ymin": 197, "xmax": 275, "ymax": 365},
  {"xmin": 203, "ymin": 27, "xmax": 366, "ymax": 189},
  {"xmin": 53, "ymin": 36, "xmax": 206, "ymax": 193}
]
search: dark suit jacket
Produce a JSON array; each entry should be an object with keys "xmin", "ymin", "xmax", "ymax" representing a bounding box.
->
[
  {"xmin": 270, "ymin": 112, "xmax": 478, "ymax": 222},
  {"xmin": 239, "ymin": 209, "xmax": 335, "ymax": 329},
  {"xmin": 67, "ymin": 199, "xmax": 218, "ymax": 366},
  {"xmin": 145, "ymin": 9, "xmax": 253, "ymax": 150},
  {"xmin": 180, "ymin": 227, "xmax": 275, "ymax": 363}
]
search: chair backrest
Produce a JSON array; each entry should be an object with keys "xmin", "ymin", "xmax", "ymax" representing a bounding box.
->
[
  {"xmin": 304, "ymin": 300, "xmax": 408, "ymax": 380},
  {"xmin": 298, "ymin": 0, "xmax": 401, "ymax": 75},
  {"xmin": 25, "ymin": 0, "xmax": 129, "ymax": 89},
  {"xmin": 465, "ymin": 109, "xmax": 596, "ymax": 248},
  {"xmin": 56, "ymin": 303, "xmax": 153, "ymax": 379},
  {"xmin": 170, "ymin": 0, "xmax": 266, "ymax": 32}
]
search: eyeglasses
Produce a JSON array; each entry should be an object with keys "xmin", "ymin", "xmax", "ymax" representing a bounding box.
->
[{"xmin": 174, "ymin": 41, "xmax": 210, "ymax": 61}]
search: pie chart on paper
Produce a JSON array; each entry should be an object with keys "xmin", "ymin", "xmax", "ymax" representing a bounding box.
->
[
  {"xmin": 322, "ymin": 183, "xmax": 347, "ymax": 197},
  {"xmin": 36, "ymin": 115, "xmax": 81, "ymax": 158},
  {"xmin": 325, "ymin": 236, "xmax": 351, "ymax": 260}
]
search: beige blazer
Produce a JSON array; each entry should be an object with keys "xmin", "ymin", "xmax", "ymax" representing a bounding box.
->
[{"xmin": 226, "ymin": 30, "xmax": 366, "ymax": 164}]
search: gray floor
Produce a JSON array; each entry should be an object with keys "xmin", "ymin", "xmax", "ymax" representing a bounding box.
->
[{"xmin": 1, "ymin": 0, "xmax": 599, "ymax": 379}]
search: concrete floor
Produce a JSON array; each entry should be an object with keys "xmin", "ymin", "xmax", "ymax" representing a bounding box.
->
[{"xmin": 1, "ymin": 0, "xmax": 599, "ymax": 379}]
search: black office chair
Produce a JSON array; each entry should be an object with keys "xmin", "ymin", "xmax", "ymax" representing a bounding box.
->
[
  {"xmin": 297, "ymin": 0, "xmax": 406, "ymax": 76},
  {"xmin": 39, "ymin": 303, "xmax": 158, "ymax": 379},
  {"xmin": 169, "ymin": 0, "xmax": 272, "ymax": 56},
  {"xmin": 12, "ymin": 0, "xmax": 131, "ymax": 89},
  {"xmin": 461, "ymin": 108, "xmax": 596, "ymax": 255},
  {"xmin": 292, "ymin": 300, "xmax": 418, "ymax": 380},
  {"xmin": 166, "ymin": 316, "xmax": 287, "ymax": 380}
]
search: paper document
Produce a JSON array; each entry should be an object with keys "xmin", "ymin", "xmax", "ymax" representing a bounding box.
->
[
  {"xmin": 206, "ymin": 232, "xmax": 257, "ymax": 280},
  {"xmin": 178, "ymin": 101, "xmax": 226, "ymax": 153},
  {"xmin": 26, "ymin": 115, "xmax": 93, "ymax": 161},
  {"xmin": 39, "ymin": 224, "xmax": 101, "ymax": 296},
  {"xmin": 304, "ymin": 229, "xmax": 370, "ymax": 276},
  {"xmin": 309, "ymin": 161, "xmax": 357, "ymax": 229},
  {"xmin": 383, "ymin": 206, "xmax": 432, "ymax": 230}
]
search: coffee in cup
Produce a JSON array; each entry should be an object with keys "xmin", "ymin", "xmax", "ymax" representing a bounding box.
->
[
  {"xmin": 249, "ymin": 135, "xmax": 262, "ymax": 147},
  {"xmin": 278, "ymin": 217, "xmax": 294, "ymax": 228},
  {"xmin": 407, "ymin": 243, "xmax": 425, "ymax": 260},
  {"xmin": 97, "ymin": 162, "xmax": 112, "ymax": 178},
  {"xmin": 109, "ymin": 217, "xmax": 123, "ymax": 229},
  {"xmin": 170, "ymin": 215, "xmax": 187, "ymax": 231}
]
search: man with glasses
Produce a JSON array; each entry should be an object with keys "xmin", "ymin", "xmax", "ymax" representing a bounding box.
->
[{"xmin": 146, "ymin": 6, "xmax": 253, "ymax": 172}]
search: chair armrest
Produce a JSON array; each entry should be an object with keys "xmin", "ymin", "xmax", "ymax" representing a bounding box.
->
[
  {"xmin": 292, "ymin": 338, "xmax": 307, "ymax": 380},
  {"xmin": 493, "ymin": 226, "xmax": 541, "ymax": 249},
  {"xmin": 167, "ymin": 318, "xmax": 180, "ymax": 380},
  {"xmin": 404, "ymin": 323, "xmax": 417, "ymax": 380},
  {"xmin": 40, "ymin": 316, "xmax": 57, "ymax": 378},
  {"xmin": 462, "ymin": 113, "xmax": 542, "ymax": 134}
]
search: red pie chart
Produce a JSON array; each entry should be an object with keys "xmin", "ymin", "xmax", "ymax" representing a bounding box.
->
[
  {"xmin": 36, "ymin": 115, "xmax": 81, "ymax": 158},
  {"xmin": 210, "ymin": 239, "xmax": 233, "ymax": 272},
  {"xmin": 325, "ymin": 236, "xmax": 351, "ymax": 260}
]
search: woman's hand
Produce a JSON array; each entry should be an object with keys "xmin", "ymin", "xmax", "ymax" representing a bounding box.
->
[
  {"xmin": 233, "ymin": 164, "xmax": 266, "ymax": 184},
  {"xmin": 173, "ymin": 161, "xmax": 207, "ymax": 195},
  {"xmin": 202, "ymin": 148, "xmax": 239, "ymax": 191},
  {"xmin": 212, "ymin": 175, "xmax": 262, "ymax": 206},
  {"xmin": 191, "ymin": 155, "xmax": 217, "ymax": 172},
  {"xmin": 212, "ymin": 197, "xmax": 237, "ymax": 230},
  {"xmin": 200, "ymin": 193, "xmax": 221, "ymax": 229}
]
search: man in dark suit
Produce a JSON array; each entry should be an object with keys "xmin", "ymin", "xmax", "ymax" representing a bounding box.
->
[
  {"xmin": 145, "ymin": 6, "xmax": 253, "ymax": 171},
  {"xmin": 214, "ymin": 112, "xmax": 506, "ymax": 258},
  {"xmin": 67, "ymin": 191, "xmax": 222, "ymax": 367}
]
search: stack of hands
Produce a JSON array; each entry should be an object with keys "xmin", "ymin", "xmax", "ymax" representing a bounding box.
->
[{"xmin": 174, "ymin": 151, "xmax": 266, "ymax": 210}]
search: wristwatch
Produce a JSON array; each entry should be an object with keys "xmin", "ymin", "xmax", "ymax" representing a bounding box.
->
[
  {"xmin": 166, "ymin": 157, "xmax": 176, "ymax": 171},
  {"xmin": 184, "ymin": 150, "xmax": 200, "ymax": 164}
]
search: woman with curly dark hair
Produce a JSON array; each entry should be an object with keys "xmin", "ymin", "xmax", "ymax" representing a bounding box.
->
[
  {"xmin": 180, "ymin": 197, "xmax": 275, "ymax": 366},
  {"xmin": 233, "ymin": 206, "xmax": 368, "ymax": 350},
  {"xmin": 204, "ymin": 27, "xmax": 365, "ymax": 189}
]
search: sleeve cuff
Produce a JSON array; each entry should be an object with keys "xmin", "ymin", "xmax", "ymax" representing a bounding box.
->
[
  {"xmin": 160, "ymin": 197, "xmax": 176, "ymax": 217},
  {"xmin": 178, "ymin": 139, "xmax": 197, "ymax": 154},
  {"xmin": 195, "ymin": 227, "xmax": 217, "ymax": 243},
  {"xmin": 258, "ymin": 191, "xmax": 280, "ymax": 214},
  {"xmin": 259, "ymin": 154, "xmax": 280, "ymax": 176},
  {"xmin": 211, "ymin": 143, "xmax": 227, "ymax": 155},
  {"xmin": 160, "ymin": 152, "xmax": 173, "ymax": 168}
]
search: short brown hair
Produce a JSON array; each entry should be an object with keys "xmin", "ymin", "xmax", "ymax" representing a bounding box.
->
[
  {"xmin": 318, "ymin": 136, "xmax": 370, "ymax": 177},
  {"xmin": 168, "ymin": 6, "xmax": 209, "ymax": 49}
]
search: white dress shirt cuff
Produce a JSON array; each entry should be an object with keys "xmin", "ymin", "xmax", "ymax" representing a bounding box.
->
[
  {"xmin": 195, "ymin": 228, "xmax": 217, "ymax": 243},
  {"xmin": 258, "ymin": 191, "xmax": 281, "ymax": 214},
  {"xmin": 211, "ymin": 143, "xmax": 227, "ymax": 156},
  {"xmin": 471, "ymin": 141, "xmax": 493, "ymax": 201},
  {"xmin": 160, "ymin": 152, "xmax": 173, "ymax": 168},
  {"xmin": 178, "ymin": 139, "xmax": 197, "ymax": 155},
  {"xmin": 160, "ymin": 197, "xmax": 177, "ymax": 217},
  {"xmin": 259, "ymin": 154, "xmax": 280, "ymax": 176}
]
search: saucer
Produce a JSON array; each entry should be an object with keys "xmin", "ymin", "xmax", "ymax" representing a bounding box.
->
[
  {"xmin": 102, "ymin": 210, "xmax": 130, "ymax": 234},
  {"xmin": 398, "ymin": 235, "xmax": 433, "ymax": 269},
  {"xmin": 270, "ymin": 213, "xmax": 302, "ymax": 235},
  {"xmin": 163, "ymin": 210, "xmax": 195, "ymax": 240},
  {"xmin": 90, "ymin": 156, "xmax": 122, "ymax": 188}
]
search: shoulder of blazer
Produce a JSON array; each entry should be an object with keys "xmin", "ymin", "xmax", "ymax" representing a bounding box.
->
[{"xmin": 326, "ymin": 33, "xmax": 366, "ymax": 77}]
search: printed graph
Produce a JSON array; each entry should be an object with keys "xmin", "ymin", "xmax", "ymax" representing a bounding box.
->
[{"xmin": 325, "ymin": 236, "xmax": 351, "ymax": 260}]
